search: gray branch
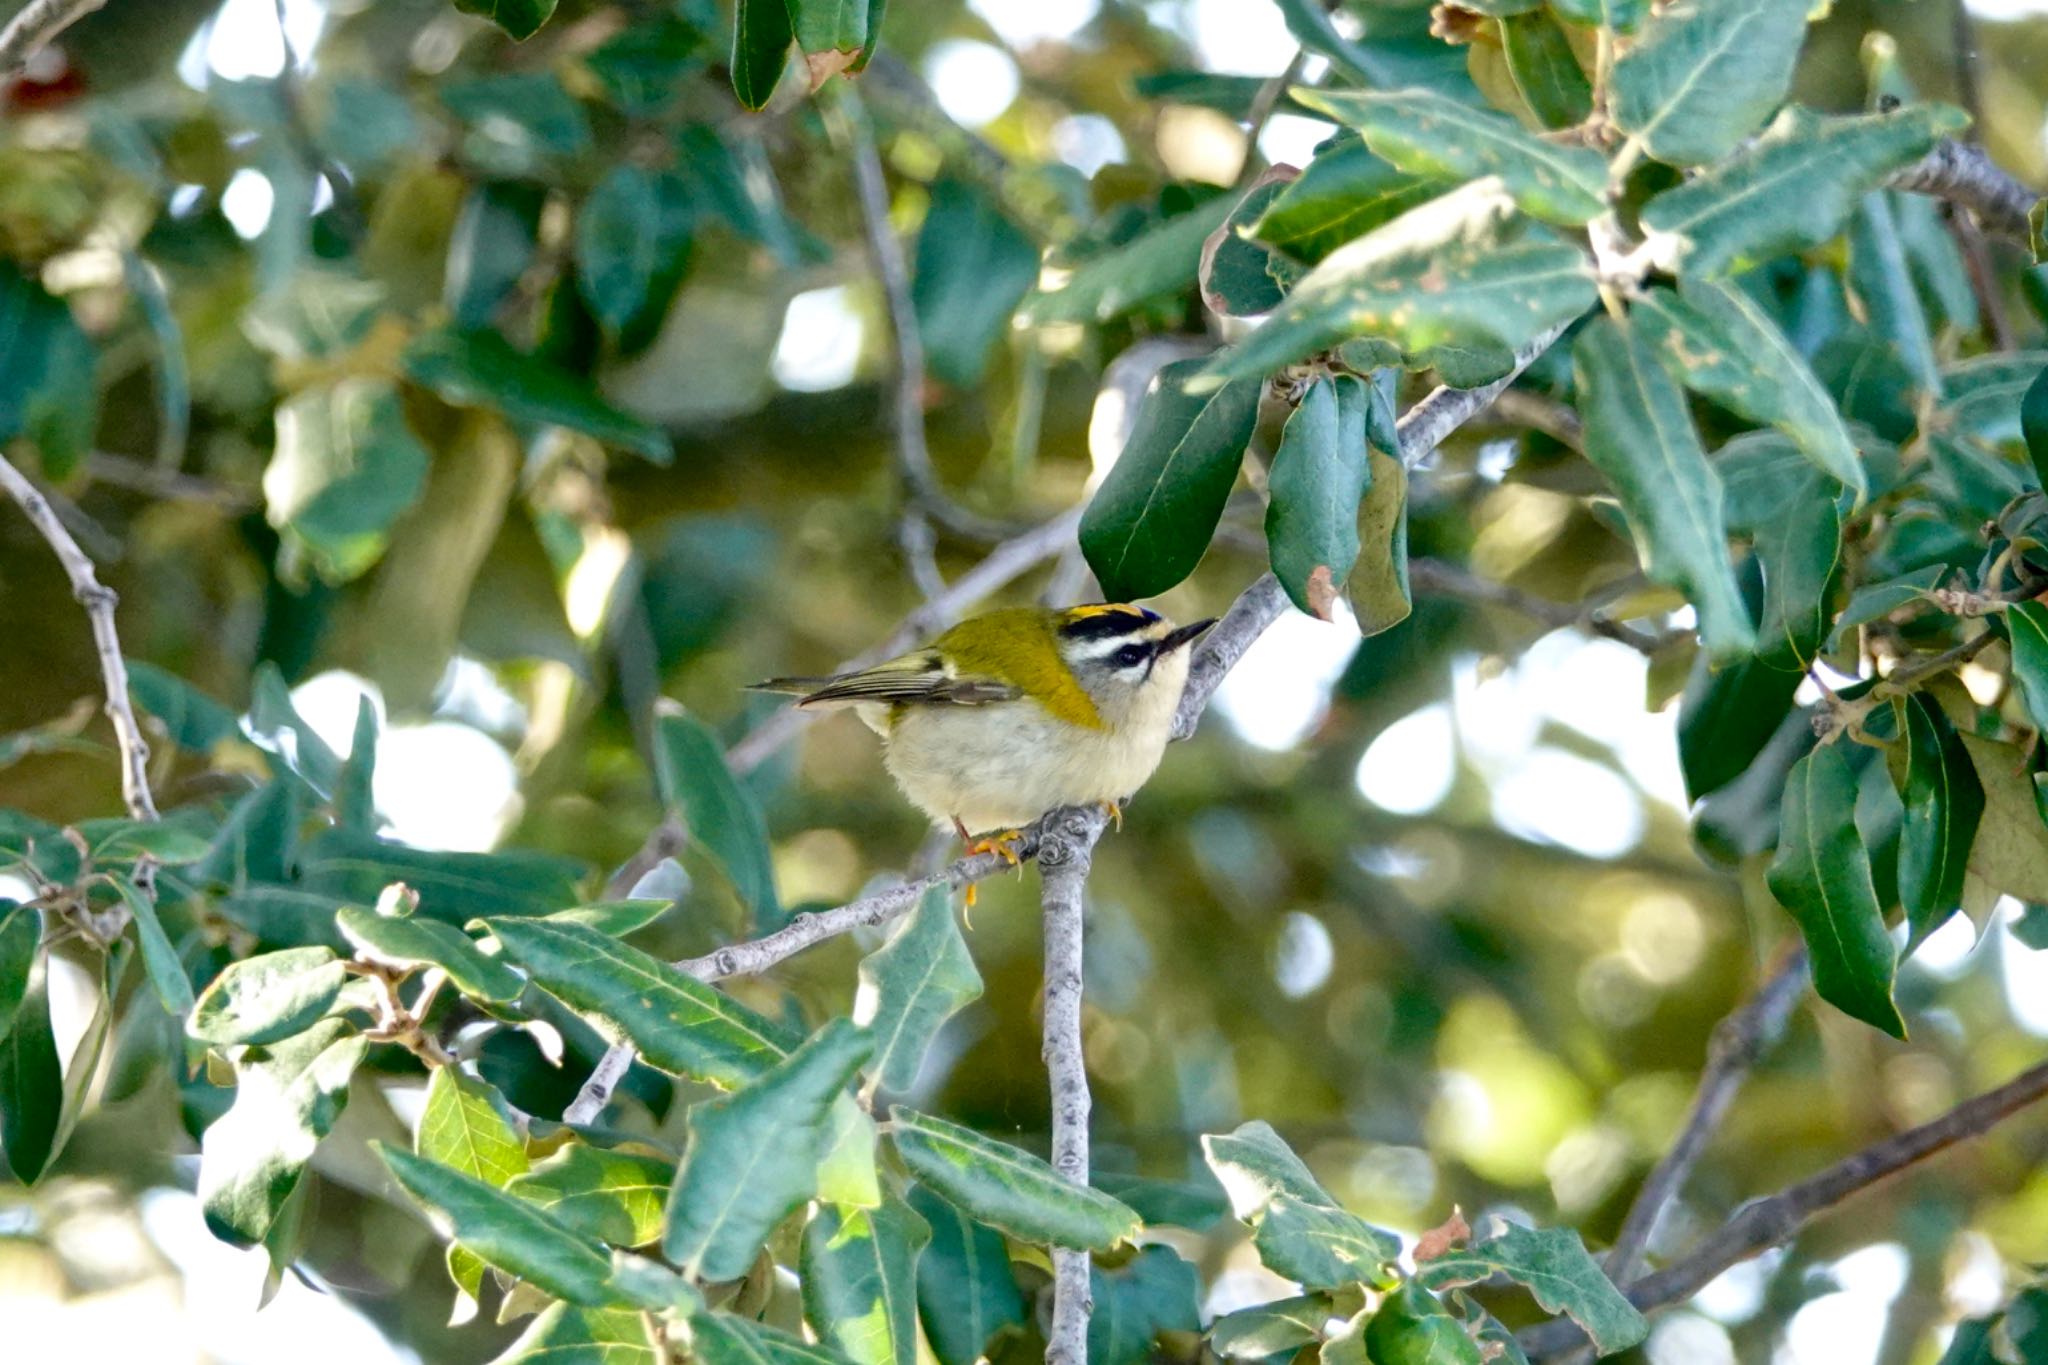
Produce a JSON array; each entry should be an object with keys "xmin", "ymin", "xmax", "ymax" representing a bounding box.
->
[
  {"xmin": 0, "ymin": 0, "xmax": 104, "ymax": 78},
  {"xmin": 1888, "ymin": 139, "xmax": 2038, "ymax": 243}
]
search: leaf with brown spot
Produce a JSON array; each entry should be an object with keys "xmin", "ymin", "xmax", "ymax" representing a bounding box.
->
[{"xmin": 1415, "ymin": 1207, "xmax": 1470, "ymax": 1262}]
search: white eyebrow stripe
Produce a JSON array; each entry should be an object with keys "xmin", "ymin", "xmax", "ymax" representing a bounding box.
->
[{"xmin": 1067, "ymin": 634, "xmax": 1159, "ymax": 664}]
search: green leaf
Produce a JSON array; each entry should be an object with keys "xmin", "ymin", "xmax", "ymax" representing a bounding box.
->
[
  {"xmin": 1545, "ymin": 0, "xmax": 1647, "ymax": 33},
  {"xmin": 534, "ymin": 900, "xmax": 672, "ymax": 938},
  {"xmin": 887, "ymin": 1107, "xmax": 1141, "ymax": 1250},
  {"xmin": 266, "ymin": 380, "xmax": 430, "ymax": 583},
  {"xmin": 247, "ymin": 663, "xmax": 344, "ymax": 797},
  {"xmin": 693, "ymin": 1313, "xmax": 854, "ymax": 1365},
  {"xmin": 1252, "ymin": 1195, "xmax": 1401, "ymax": 1289},
  {"xmin": 1272, "ymin": 0, "xmax": 1425, "ymax": 82},
  {"xmin": 731, "ymin": 0, "xmax": 794, "ymax": 110},
  {"xmin": 1208, "ymin": 1293, "xmax": 1339, "ymax": 1359},
  {"xmin": 1609, "ymin": 0, "xmax": 1809, "ymax": 166},
  {"xmin": 1848, "ymin": 193, "xmax": 1943, "ymax": 398},
  {"xmin": 1267, "ymin": 376, "xmax": 1371, "ymax": 621},
  {"xmin": 0, "ymin": 955, "xmax": 61, "ymax": 1182},
  {"xmin": 1091, "ymin": 1170, "xmax": 1230, "ymax": 1230},
  {"xmin": 1017, "ymin": 196, "xmax": 1235, "ymax": 326},
  {"xmin": 2026, "ymin": 364, "xmax": 2048, "ymax": 493},
  {"xmin": 912, "ymin": 180, "xmax": 1039, "ymax": 387},
  {"xmin": 403, "ymin": 329, "xmax": 673, "ymax": 464},
  {"xmin": 333, "ymin": 697, "xmax": 378, "ymax": 834},
  {"xmin": 1351, "ymin": 444, "xmax": 1412, "ymax": 638},
  {"xmin": 1295, "ymin": 87, "xmax": 1608, "ymax": 226},
  {"xmin": 855, "ymin": 885, "xmax": 981, "ymax": 1095},
  {"xmin": 127, "ymin": 662, "xmax": 240, "ymax": 753},
  {"xmin": 1415, "ymin": 1224, "xmax": 1648, "ymax": 1355},
  {"xmin": 1249, "ymin": 139, "xmax": 1443, "ymax": 265},
  {"xmin": 299, "ymin": 829, "xmax": 585, "ymax": 924},
  {"xmin": 0, "ymin": 904, "xmax": 35, "ymax": 1045},
  {"xmin": 0, "ymin": 262, "xmax": 97, "ymax": 481},
  {"xmin": 189, "ymin": 946, "xmax": 349, "ymax": 1047},
  {"xmin": 453, "ymin": 0, "xmax": 557, "ymax": 40},
  {"xmin": 1364, "ymin": 1282, "xmax": 1484, "ymax": 1365},
  {"xmin": 1635, "ymin": 282, "xmax": 1864, "ymax": 499},
  {"xmin": 336, "ymin": 904, "xmax": 525, "ymax": 1004},
  {"xmin": 194, "ymin": 777, "xmax": 302, "ymax": 890},
  {"xmin": 653, "ymin": 707, "xmax": 780, "ymax": 928},
  {"xmin": 1715, "ymin": 434, "xmax": 1844, "ymax": 671},
  {"xmin": 508, "ymin": 1143, "xmax": 674, "ymax": 1247},
  {"xmin": 1832, "ymin": 566, "xmax": 1948, "ymax": 645},
  {"xmin": 1944, "ymin": 352, "xmax": 2048, "ymax": 445},
  {"xmin": 1203, "ymin": 184, "xmax": 1595, "ymax": 388},
  {"xmin": 800, "ymin": 1197, "xmax": 929, "ymax": 1365},
  {"xmin": 1640, "ymin": 104, "xmax": 1969, "ymax": 280},
  {"xmin": 1950, "ymin": 730, "xmax": 2048, "ymax": 902},
  {"xmin": 2009, "ymin": 602, "xmax": 2048, "ymax": 736},
  {"xmin": 1089, "ymin": 1244, "xmax": 1201, "ymax": 1365},
  {"xmin": 789, "ymin": 0, "xmax": 868, "ymax": 72},
  {"xmin": 664, "ymin": 1019, "xmax": 871, "ymax": 1279},
  {"xmin": 489, "ymin": 916, "xmax": 796, "ymax": 1087},
  {"xmin": 1079, "ymin": 357, "xmax": 1261, "ymax": 601},
  {"xmin": 575, "ymin": 166, "xmax": 691, "ymax": 339},
  {"xmin": 446, "ymin": 182, "xmax": 544, "ymax": 331},
  {"xmin": 1896, "ymin": 694, "xmax": 1985, "ymax": 948},
  {"xmin": 1201, "ymin": 173, "xmax": 1303, "ymax": 318},
  {"xmin": 378, "ymin": 1142, "xmax": 619, "ymax": 1307},
  {"xmin": 1572, "ymin": 315, "xmax": 1754, "ymax": 663},
  {"xmin": 1501, "ymin": 12, "xmax": 1592, "ymax": 129},
  {"xmin": 418, "ymin": 1066, "xmax": 531, "ymax": 1307},
  {"xmin": 75, "ymin": 812, "xmax": 216, "ymax": 865},
  {"xmin": 1766, "ymin": 744, "xmax": 1906, "ymax": 1037},
  {"xmin": 107, "ymin": 873, "xmax": 197, "ymax": 1020},
  {"xmin": 906, "ymin": 1183, "xmax": 1027, "ymax": 1365},
  {"xmin": 1201, "ymin": 1120, "xmax": 1333, "ymax": 1218},
  {"xmin": 491, "ymin": 1304, "xmax": 659, "ymax": 1365},
  {"xmin": 200, "ymin": 1019, "xmax": 368, "ymax": 1244}
]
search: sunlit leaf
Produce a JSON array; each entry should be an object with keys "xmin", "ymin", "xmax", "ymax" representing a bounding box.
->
[
  {"xmin": 508, "ymin": 1143, "xmax": 674, "ymax": 1247},
  {"xmin": 1415, "ymin": 1223, "xmax": 1647, "ymax": 1354},
  {"xmin": 1253, "ymin": 1195, "xmax": 1401, "ymax": 1289},
  {"xmin": 1609, "ymin": 0, "xmax": 1809, "ymax": 166},
  {"xmin": 653, "ymin": 707, "xmax": 780, "ymax": 929},
  {"xmin": 888, "ymin": 1107, "xmax": 1141, "ymax": 1250},
  {"xmin": 906, "ymin": 1183, "xmax": 1027, "ymax": 1365},
  {"xmin": 1351, "ymin": 444, "xmax": 1411, "ymax": 638},
  {"xmin": 1018, "ymin": 196, "xmax": 1235, "ymax": 326},
  {"xmin": 854, "ymin": 885, "xmax": 981, "ymax": 1094},
  {"xmin": 1364, "ymin": 1282, "xmax": 1483, "ymax": 1365},
  {"xmin": 189, "ymin": 946, "xmax": 349, "ymax": 1047},
  {"xmin": 1501, "ymin": 11, "xmax": 1592, "ymax": 128},
  {"xmin": 800, "ymin": 1196, "xmax": 929, "ymax": 1365},
  {"xmin": 200, "ymin": 1019, "xmax": 368, "ymax": 1244},
  {"xmin": 490, "ymin": 1304, "xmax": 658, "ymax": 1365},
  {"xmin": 1201, "ymin": 1120, "xmax": 1333, "ymax": 1218},
  {"xmin": 1248, "ymin": 138, "xmax": 1443, "ymax": 265},
  {"xmin": 1208, "ymin": 1293, "xmax": 1339, "ymax": 1359}
]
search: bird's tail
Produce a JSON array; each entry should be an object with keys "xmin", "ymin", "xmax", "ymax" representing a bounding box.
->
[{"xmin": 746, "ymin": 676, "xmax": 840, "ymax": 701}]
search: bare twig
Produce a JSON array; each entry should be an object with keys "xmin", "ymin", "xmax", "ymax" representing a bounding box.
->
[
  {"xmin": 1522, "ymin": 1054, "xmax": 2048, "ymax": 1357},
  {"xmin": 1408, "ymin": 558, "xmax": 1667, "ymax": 655},
  {"xmin": 1233, "ymin": 49, "xmax": 1309, "ymax": 188},
  {"xmin": 1604, "ymin": 947, "xmax": 1809, "ymax": 1285},
  {"xmin": 1888, "ymin": 140, "xmax": 2037, "ymax": 243},
  {"xmin": 0, "ymin": 0, "xmax": 105, "ymax": 78},
  {"xmin": 85, "ymin": 452, "xmax": 253, "ymax": 510},
  {"xmin": 1037, "ymin": 802, "xmax": 1110, "ymax": 1364},
  {"xmin": 1483, "ymin": 388, "xmax": 1583, "ymax": 448}
]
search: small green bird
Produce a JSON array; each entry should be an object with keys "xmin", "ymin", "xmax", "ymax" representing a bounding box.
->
[{"xmin": 755, "ymin": 603, "xmax": 1216, "ymax": 863}]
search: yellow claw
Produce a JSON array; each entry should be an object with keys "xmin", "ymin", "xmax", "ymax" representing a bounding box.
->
[
  {"xmin": 965, "ymin": 829, "xmax": 1026, "ymax": 866},
  {"xmin": 1099, "ymin": 800, "xmax": 1124, "ymax": 831}
]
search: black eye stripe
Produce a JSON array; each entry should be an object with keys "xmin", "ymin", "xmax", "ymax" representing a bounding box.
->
[{"xmin": 1059, "ymin": 607, "xmax": 1161, "ymax": 640}]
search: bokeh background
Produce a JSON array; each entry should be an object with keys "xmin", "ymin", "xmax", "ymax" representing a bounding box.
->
[{"xmin": 1, "ymin": 0, "xmax": 2046, "ymax": 1361}]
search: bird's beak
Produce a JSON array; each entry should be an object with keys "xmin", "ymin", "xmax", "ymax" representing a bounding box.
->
[{"xmin": 1160, "ymin": 618, "xmax": 1219, "ymax": 652}]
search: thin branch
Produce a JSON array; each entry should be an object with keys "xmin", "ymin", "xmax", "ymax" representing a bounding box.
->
[
  {"xmin": 1889, "ymin": 139, "xmax": 2037, "ymax": 243},
  {"xmin": 1604, "ymin": 946, "xmax": 1809, "ymax": 1285},
  {"xmin": 85, "ymin": 452, "xmax": 253, "ymax": 510},
  {"xmin": 1408, "ymin": 558, "xmax": 1667, "ymax": 655},
  {"xmin": 1037, "ymin": 802, "xmax": 1110, "ymax": 1365},
  {"xmin": 0, "ymin": 453, "xmax": 157, "ymax": 823},
  {"xmin": 0, "ymin": 0, "xmax": 105, "ymax": 78},
  {"xmin": 1522, "ymin": 1053, "xmax": 2048, "ymax": 1357},
  {"xmin": 1482, "ymin": 388, "xmax": 1583, "ymax": 449},
  {"xmin": 1233, "ymin": 49, "xmax": 1309, "ymax": 188}
]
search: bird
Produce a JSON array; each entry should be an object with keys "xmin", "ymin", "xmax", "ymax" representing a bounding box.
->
[{"xmin": 752, "ymin": 603, "xmax": 1217, "ymax": 889}]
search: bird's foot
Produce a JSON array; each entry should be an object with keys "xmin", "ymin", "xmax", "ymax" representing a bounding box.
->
[
  {"xmin": 1098, "ymin": 800, "xmax": 1124, "ymax": 831},
  {"xmin": 954, "ymin": 821, "xmax": 1026, "ymax": 908}
]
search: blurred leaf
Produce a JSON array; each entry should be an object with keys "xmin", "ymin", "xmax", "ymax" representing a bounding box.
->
[
  {"xmin": 1573, "ymin": 315, "xmax": 1753, "ymax": 663},
  {"xmin": 1089, "ymin": 1244, "xmax": 1201, "ymax": 1365},
  {"xmin": 189, "ymin": 946, "xmax": 349, "ymax": 1047},
  {"xmin": 1415, "ymin": 1223, "xmax": 1647, "ymax": 1354},
  {"xmin": 575, "ymin": 166, "xmax": 691, "ymax": 340},
  {"xmin": 446, "ymin": 183, "xmax": 544, "ymax": 331},
  {"xmin": 1267, "ymin": 375, "xmax": 1370, "ymax": 620},
  {"xmin": 1546, "ymin": 0, "xmax": 1647, "ymax": 31},
  {"xmin": 0, "ymin": 904, "xmax": 34, "ymax": 1045},
  {"xmin": 1247, "ymin": 138, "xmax": 1443, "ymax": 265},
  {"xmin": 266, "ymin": 379, "xmax": 430, "ymax": 584},
  {"xmin": 789, "ymin": 0, "xmax": 867, "ymax": 84},
  {"xmin": 1018, "ymin": 195, "xmax": 1234, "ymax": 326},
  {"xmin": 1848, "ymin": 194, "xmax": 1943, "ymax": 398},
  {"xmin": 1640, "ymin": 105, "xmax": 1968, "ymax": 279},
  {"xmin": 418, "ymin": 1066, "xmax": 531, "ymax": 1308},
  {"xmin": 1365, "ymin": 1282, "xmax": 1483, "ymax": 1365},
  {"xmin": 453, "ymin": 0, "xmax": 557, "ymax": 40},
  {"xmin": 77, "ymin": 812, "xmax": 216, "ymax": 864},
  {"xmin": 1942, "ymin": 353, "xmax": 2048, "ymax": 446},
  {"xmin": 912, "ymin": 180, "xmax": 1038, "ymax": 387},
  {"xmin": 2009, "ymin": 603, "xmax": 2048, "ymax": 736},
  {"xmin": 1298, "ymin": 87, "xmax": 1606, "ymax": 226},
  {"xmin": 1609, "ymin": 0, "xmax": 1808, "ymax": 166},
  {"xmin": 537, "ymin": 900, "xmax": 670, "ymax": 938},
  {"xmin": 247, "ymin": 663, "xmax": 344, "ymax": 797},
  {"xmin": 1766, "ymin": 743, "xmax": 1905, "ymax": 1037},
  {"xmin": 404, "ymin": 329, "xmax": 673, "ymax": 464},
  {"xmin": 378, "ymin": 1142, "xmax": 620, "ymax": 1306},
  {"xmin": 585, "ymin": 16, "xmax": 709, "ymax": 114},
  {"xmin": 490, "ymin": 1304, "xmax": 658, "ymax": 1365},
  {"xmin": 1079, "ymin": 357, "xmax": 1261, "ymax": 601},
  {"xmin": 1208, "ymin": 1293, "xmax": 1337, "ymax": 1359},
  {"xmin": 508, "ymin": 1143, "xmax": 674, "ymax": 1247},
  {"xmin": 693, "ymin": 1313, "xmax": 852, "ymax": 1365},
  {"xmin": 197, "ymin": 780, "xmax": 303, "ymax": 891},
  {"xmin": 906, "ymin": 1183, "xmax": 1027, "ymax": 1365},
  {"xmin": 2026, "ymin": 363, "xmax": 2048, "ymax": 491},
  {"xmin": 0, "ymin": 262, "xmax": 96, "ymax": 480},
  {"xmin": 0, "ymin": 957, "xmax": 60, "ymax": 1182},
  {"xmin": 888, "ymin": 1107, "xmax": 1141, "ymax": 1249},
  {"xmin": 127, "ymin": 663, "xmax": 240, "ymax": 753},
  {"xmin": 854, "ymin": 885, "xmax": 981, "ymax": 1095},
  {"xmin": 442, "ymin": 72, "xmax": 590, "ymax": 163},
  {"xmin": 200, "ymin": 1019, "xmax": 367, "ymax": 1244},
  {"xmin": 731, "ymin": 0, "xmax": 795, "ymax": 110},
  {"xmin": 336, "ymin": 904, "xmax": 524, "ymax": 1004},
  {"xmin": 300, "ymin": 830, "xmax": 584, "ymax": 924},
  {"xmin": 1352, "ymin": 445, "xmax": 1412, "ymax": 637},
  {"xmin": 1896, "ymin": 694, "xmax": 1984, "ymax": 948},
  {"xmin": 654, "ymin": 708, "xmax": 780, "ymax": 928},
  {"xmin": 1635, "ymin": 282, "xmax": 1864, "ymax": 499},
  {"xmin": 1253, "ymin": 1195, "xmax": 1401, "ymax": 1289},
  {"xmin": 488, "ymin": 916, "xmax": 796, "ymax": 1086},
  {"xmin": 664, "ymin": 1019, "xmax": 870, "ymax": 1280},
  {"xmin": 1500, "ymin": 12, "xmax": 1591, "ymax": 128},
  {"xmin": 1091, "ymin": 1171, "xmax": 1229, "ymax": 1230},
  {"xmin": 800, "ymin": 1196, "xmax": 929, "ymax": 1365},
  {"xmin": 334, "ymin": 698, "xmax": 378, "ymax": 835},
  {"xmin": 1203, "ymin": 184, "xmax": 1595, "ymax": 386}
]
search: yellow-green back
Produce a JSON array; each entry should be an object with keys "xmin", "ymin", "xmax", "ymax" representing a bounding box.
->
[{"xmin": 932, "ymin": 608, "xmax": 1104, "ymax": 730}]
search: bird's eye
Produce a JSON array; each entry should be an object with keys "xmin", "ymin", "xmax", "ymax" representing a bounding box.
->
[{"xmin": 1111, "ymin": 643, "xmax": 1150, "ymax": 668}]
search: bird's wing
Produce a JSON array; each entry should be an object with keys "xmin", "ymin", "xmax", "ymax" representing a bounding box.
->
[{"xmin": 751, "ymin": 651, "xmax": 1021, "ymax": 710}]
